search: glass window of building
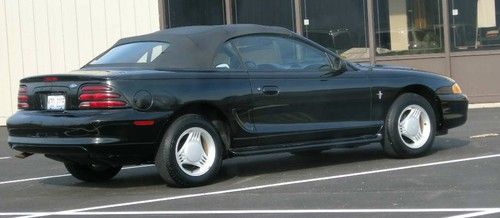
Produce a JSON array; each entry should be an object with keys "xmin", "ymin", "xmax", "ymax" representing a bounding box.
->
[
  {"xmin": 450, "ymin": 0, "xmax": 500, "ymax": 51},
  {"xmin": 166, "ymin": 0, "xmax": 225, "ymax": 27},
  {"xmin": 233, "ymin": 0, "xmax": 295, "ymax": 31},
  {"xmin": 375, "ymin": 0, "xmax": 444, "ymax": 56},
  {"xmin": 302, "ymin": 0, "xmax": 369, "ymax": 60}
]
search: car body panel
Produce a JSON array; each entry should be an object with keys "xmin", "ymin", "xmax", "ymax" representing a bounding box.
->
[{"xmin": 248, "ymin": 68, "xmax": 377, "ymax": 146}]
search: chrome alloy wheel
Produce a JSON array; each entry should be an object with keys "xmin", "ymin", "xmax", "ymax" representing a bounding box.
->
[
  {"xmin": 397, "ymin": 104, "xmax": 432, "ymax": 149},
  {"xmin": 175, "ymin": 127, "xmax": 216, "ymax": 177}
]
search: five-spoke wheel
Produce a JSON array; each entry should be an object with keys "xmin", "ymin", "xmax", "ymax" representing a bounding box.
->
[{"xmin": 155, "ymin": 114, "xmax": 223, "ymax": 187}]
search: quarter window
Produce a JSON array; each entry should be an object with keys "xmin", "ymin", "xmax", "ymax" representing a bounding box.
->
[
  {"xmin": 90, "ymin": 42, "xmax": 169, "ymax": 65},
  {"xmin": 230, "ymin": 36, "xmax": 331, "ymax": 71}
]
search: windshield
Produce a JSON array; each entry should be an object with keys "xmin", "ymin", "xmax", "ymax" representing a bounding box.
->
[{"xmin": 89, "ymin": 42, "xmax": 169, "ymax": 65}]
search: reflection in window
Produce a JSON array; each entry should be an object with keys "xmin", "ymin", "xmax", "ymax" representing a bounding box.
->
[
  {"xmin": 302, "ymin": 0, "xmax": 369, "ymax": 60},
  {"xmin": 213, "ymin": 43, "xmax": 242, "ymax": 70},
  {"xmin": 231, "ymin": 36, "xmax": 331, "ymax": 71},
  {"xmin": 450, "ymin": 0, "xmax": 500, "ymax": 51},
  {"xmin": 233, "ymin": 0, "xmax": 295, "ymax": 30},
  {"xmin": 375, "ymin": 0, "xmax": 444, "ymax": 55},
  {"xmin": 167, "ymin": 0, "xmax": 224, "ymax": 27}
]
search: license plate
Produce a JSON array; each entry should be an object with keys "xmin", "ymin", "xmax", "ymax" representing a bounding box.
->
[{"xmin": 47, "ymin": 95, "xmax": 66, "ymax": 111}]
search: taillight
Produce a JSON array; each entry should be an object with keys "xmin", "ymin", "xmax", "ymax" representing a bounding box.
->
[
  {"xmin": 79, "ymin": 93, "xmax": 120, "ymax": 101},
  {"xmin": 78, "ymin": 84, "xmax": 127, "ymax": 109},
  {"xmin": 18, "ymin": 85, "xmax": 29, "ymax": 109}
]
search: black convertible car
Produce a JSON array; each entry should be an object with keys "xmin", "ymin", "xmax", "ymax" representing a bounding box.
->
[{"xmin": 7, "ymin": 25, "xmax": 468, "ymax": 187}]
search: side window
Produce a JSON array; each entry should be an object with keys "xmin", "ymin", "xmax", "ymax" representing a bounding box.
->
[
  {"xmin": 230, "ymin": 35, "xmax": 331, "ymax": 71},
  {"xmin": 212, "ymin": 43, "xmax": 243, "ymax": 70}
]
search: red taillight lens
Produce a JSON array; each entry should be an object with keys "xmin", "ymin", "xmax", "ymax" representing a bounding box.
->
[
  {"xmin": 79, "ymin": 93, "xmax": 120, "ymax": 101},
  {"xmin": 18, "ymin": 85, "xmax": 29, "ymax": 109},
  {"xmin": 78, "ymin": 85, "xmax": 126, "ymax": 109},
  {"xmin": 79, "ymin": 101, "xmax": 127, "ymax": 109}
]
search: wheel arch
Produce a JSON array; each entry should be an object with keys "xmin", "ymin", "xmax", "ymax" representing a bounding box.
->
[
  {"xmin": 395, "ymin": 84, "xmax": 444, "ymax": 131},
  {"xmin": 163, "ymin": 102, "xmax": 232, "ymax": 155}
]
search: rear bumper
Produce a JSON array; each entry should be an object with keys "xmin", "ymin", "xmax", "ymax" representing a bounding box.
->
[
  {"xmin": 438, "ymin": 94, "xmax": 468, "ymax": 130},
  {"xmin": 7, "ymin": 109, "xmax": 172, "ymax": 163}
]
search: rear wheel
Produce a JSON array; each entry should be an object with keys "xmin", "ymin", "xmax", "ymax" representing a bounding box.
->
[
  {"xmin": 64, "ymin": 162, "xmax": 121, "ymax": 182},
  {"xmin": 155, "ymin": 114, "xmax": 223, "ymax": 187},
  {"xmin": 383, "ymin": 93, "xmax": 436, "ymax": 158}
]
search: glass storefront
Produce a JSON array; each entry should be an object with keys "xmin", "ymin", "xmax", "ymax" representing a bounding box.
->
[
  {"xmin": 166, "ymin": 0, "xmax": 225, "ymax": 27},
  {"xmin": 302, "ymin": 0, "xmax": 369, "ymax": 60},
  {"xmin": 233, "ymin": 0, "xmax": 295, "ymax": 30},
  {"xmin": 163, "ymin": 0, "xmax": 500, "ymax": 57},
  {"xmin": 375, "ymin": 0, "xmax": 444, "ymax": 56},
  {"xmin": 450, "ymin": 0, "xmax": 500, "ymax": 51}
]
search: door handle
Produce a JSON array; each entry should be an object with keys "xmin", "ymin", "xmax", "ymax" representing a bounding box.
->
[{"xmin": 260, "ymin": 86, "xmax": 280, "ymax": 96}]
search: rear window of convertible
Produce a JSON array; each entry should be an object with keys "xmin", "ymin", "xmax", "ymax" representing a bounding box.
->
[{"xmin": 90, "ymin": 42, "xmax": 169, "ymax": 65}]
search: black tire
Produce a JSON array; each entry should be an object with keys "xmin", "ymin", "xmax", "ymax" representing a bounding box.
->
[
  {"xmin": 155, "ymin": 114, "xmax": 223, "ymax": 187},
  {"xmin": 64, "ymin": 162, "xmax": 121, "ymax": 182},
  {"xmin": 383, "ymin": 93, "xmax": 436, "ymax": 158}
]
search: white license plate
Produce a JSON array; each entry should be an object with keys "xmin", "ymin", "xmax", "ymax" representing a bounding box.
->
[{"xmin": 47, "ymin": 95, "xmax": 66, "ymax": 111}]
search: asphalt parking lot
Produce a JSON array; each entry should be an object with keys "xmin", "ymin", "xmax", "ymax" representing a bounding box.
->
[{"xmin": 1, "ymin": 108, "xmax": 500, "ymax": 218}]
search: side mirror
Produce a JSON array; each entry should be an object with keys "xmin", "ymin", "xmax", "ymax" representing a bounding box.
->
[{"xmin": 331, "ymin": 57, "xmax": 347, "ymax": 73}]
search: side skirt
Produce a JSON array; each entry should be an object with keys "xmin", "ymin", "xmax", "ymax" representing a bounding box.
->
[{"xmin": 229, "ymin": 134, "xmax": 382, "ymax": 157}]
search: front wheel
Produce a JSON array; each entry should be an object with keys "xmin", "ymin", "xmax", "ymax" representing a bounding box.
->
[
  {"xmin": 155, "ymin": 114, "xmax": 223, "ymax": 187},
  {"xmin": 383, "ymin": 93, "xmax": 436, "ymax": 158},
  {"xmin": 64, "ymin": 162, "xmax": 122, "ymax": 182}
]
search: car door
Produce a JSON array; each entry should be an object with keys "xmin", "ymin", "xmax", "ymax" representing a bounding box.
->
[{"xmin": 230, "ymin": 35, "xmax": 377, "ymax": 146}]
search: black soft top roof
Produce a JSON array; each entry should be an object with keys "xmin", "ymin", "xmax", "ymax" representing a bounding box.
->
[{"xmin": 112, "ymin": 24, "xmax": 295, "ymax": 69}]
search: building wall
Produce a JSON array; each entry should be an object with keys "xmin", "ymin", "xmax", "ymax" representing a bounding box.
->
[
  {"xmin": 450, "ymin": 52, "xmax": 500, "ymax": 103},
  {"xmin": 376, "ymin": 56, "xmax": 450, "ymax": 77},
  {"xmin": 0, "ymin": 0, "xmax": 161, "ymax": 125}
]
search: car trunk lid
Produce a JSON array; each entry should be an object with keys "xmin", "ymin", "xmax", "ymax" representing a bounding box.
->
[{"xmin": 19, "ymin": 71, "xmax": 113, "ymax": 111}]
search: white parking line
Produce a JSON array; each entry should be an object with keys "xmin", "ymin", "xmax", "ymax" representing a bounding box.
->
[
  {"xmin": 470, "ymin": 133, "xmax": 499, "ymax": 139},
  {"xmin": 3, "ymin": 208, "xmax": 500, "ymax": 217},
  {"xmin": 18, "ymin": 153, "xmax": 500, "ymax": 218},
  {"xmin": 445, "ymin": 209, "xmax": 500, "ymax": 218},
  {"xmin": 0, "ymin": 165, "xmax": 154, "ymax": 185},
  {"xmin": 469, "ymin": 103, "xmax": 500, "ymax": 109},
  {"xmin": 0, "ymin": 157, "xmax": 11, "ymax": 160}
]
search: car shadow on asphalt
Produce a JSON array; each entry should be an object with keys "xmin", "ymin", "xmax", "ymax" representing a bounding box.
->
[
  {"xmin": 217, "ymin": 137, "xmax": 470, "ymax": 181},
  {"xmin": 40, "ymin": 166, "xmax": 166, "ymax": 188},
  {"xmin": 39, "ymin": 137, "xmax": 469, "ymax": 188}
]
